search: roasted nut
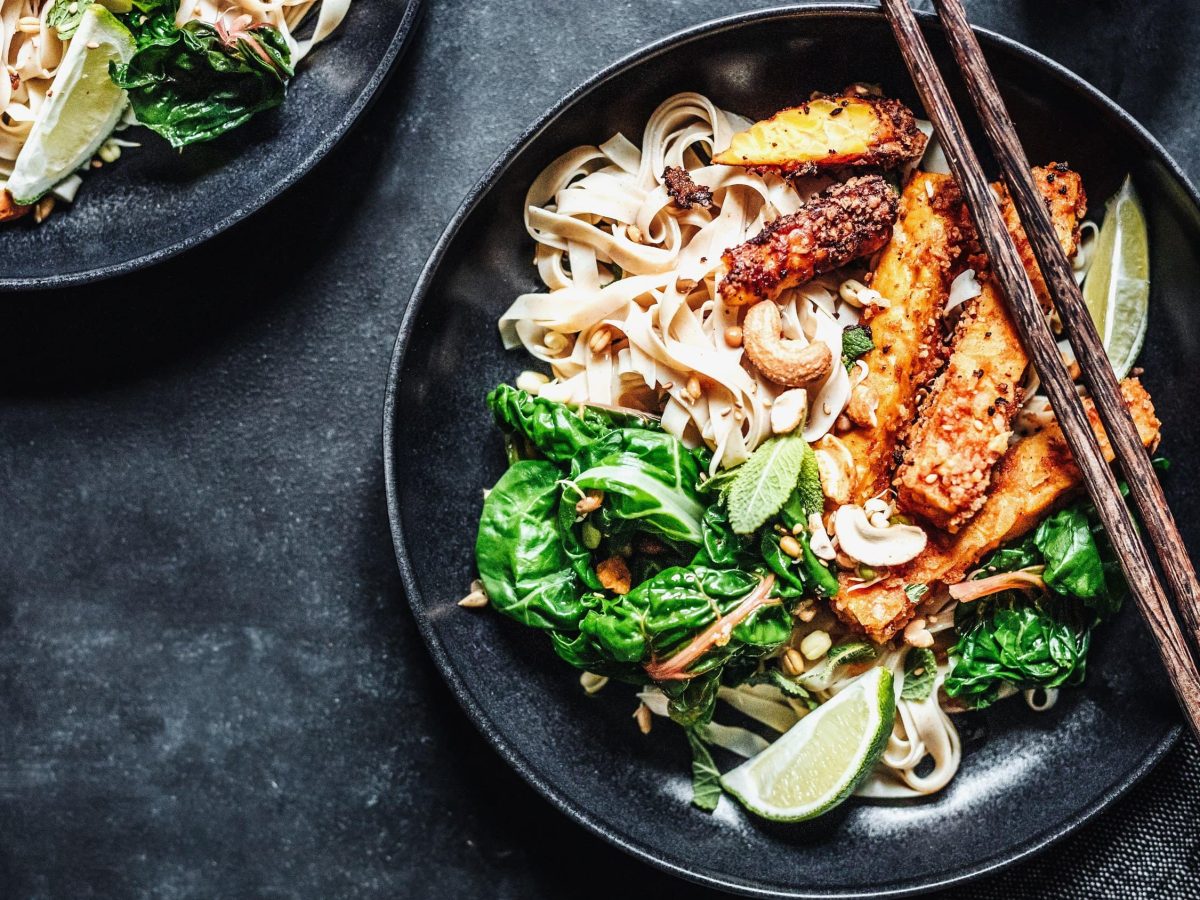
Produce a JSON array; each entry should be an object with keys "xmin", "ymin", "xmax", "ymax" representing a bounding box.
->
[
  {"xmin": 845, "ymin": 382, "xmax": 878, "ymax": 428},
  {"xmin": 782, "ymin": 648, "xmax": 806, "ymax": 676},
  {"xmin": 742, "ymin": 300, "xmax": 834, "ymax": 388},
  {"xmin": 634, "ymin": 702, "xmax": 653, "ymax": 734},
  {"xmin": 813, "ymin": 434, "xmax": 855, "ymax": 505},
  {"xmin": 770, "ymin": 388, "xmax": 808, "ymax": 435},
  {"xmin": 589, "ymin": 326, "xmax": 613, "ymax": 354},
  {"xmin": 575, "ymin": 491, "xmax": 603, "ymax": 515},
  {"xmin": 800, "ymin": 630, "xmax": 832, "ymax": 660},
  {"xmin": 903, "ymin": 617, "xmax": 935, "ymax": 648},
  {"xmin": 779, "ymin": 535, "xmax": 802, "ymax": 559},
  {"xmin": 516, "ymin": 370, "xmax": 550, "ymax": 394},
  {"xmin": 597, "ymin": 555, "xmax": 632, "ymax": 595},
  {"xmin": 724, "ymin": 326, "xmax": 744, "ymax": 348}
]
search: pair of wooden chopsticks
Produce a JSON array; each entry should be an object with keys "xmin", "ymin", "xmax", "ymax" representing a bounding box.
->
[{"xmin": 880, "ymin": 0, "xmax": 1200, "ymax": 741}]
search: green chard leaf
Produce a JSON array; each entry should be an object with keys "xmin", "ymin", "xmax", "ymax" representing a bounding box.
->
[
  {"xmin": 487, "ymin": 384, "xmax": 612, "ymax": 463},
  {"xmin": 1034, "ymin": 507, "xmax": 1105, "ymax": 600},
  {"xmin": 841, "ymin": 324, "xmax": 874, "ymax": 370},
  {"xmin": 944, "ymin": 593, "xmax": 1090, "ymax": 708},
  {"xmin": 475, "ymin": 461, "xmax": 583, "ymax": 631},
  {"xmin": 573, "ymin": 429, "xmax": 706, "ymax": 545},
  {"xmin": 726, "ymin": 434, "xmax": 808, "ymax": 535},
  {"xmin": 686, "ymin": 728, "xmax": 722, "ymax": 812},
  {"xmin": 111, "ymin": 9, "xmax": 294, "ymax": 148},
  {"xmin": 901, "ymin": 647, "xmax": 937, "ymax": 701}
]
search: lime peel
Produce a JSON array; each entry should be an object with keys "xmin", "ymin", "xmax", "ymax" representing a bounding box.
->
[
  {"xmin": 6, "ymin": 5, "xmax": 135, "ymax": 205},
  {"xmin": 720, "ymin": 666, "xmax": 895, "ymax": 822},
  {"xmin": 1082, "ymin": 176, "xmax": 1150, "ymax": 379}
]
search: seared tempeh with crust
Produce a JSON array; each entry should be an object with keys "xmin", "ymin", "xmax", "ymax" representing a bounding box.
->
[
  {"xmin": 834, "ymin": 378, "xmax": 1161, "ymax": 642},
  {"xmin": 719, "ymin": 175, "xmax": 899, "ymax": 307},
  {"xmin": 838, "ymin": 172, "xmax": 972, "ymax": 502},
  {"xmin": 894, "ymin": 166, "xmax": 1086, "ymax": 532},
  {"xmin": 713, "ymin": 91, "xmax": 927, "ymax": 176}
]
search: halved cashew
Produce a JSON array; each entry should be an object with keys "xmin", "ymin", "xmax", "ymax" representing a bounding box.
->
[{"xmin": 742, "ymin": 301, "xmax": 834, "ymax": 388}]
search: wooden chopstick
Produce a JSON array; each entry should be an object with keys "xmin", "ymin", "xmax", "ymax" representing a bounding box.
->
[
  {"xmin": 928, "ymin": 0, "xmax": 1200, "ymax": 661},
  {"xmin": 880, "ymin": 0, "xmax": 1200, "ymax": 741}
]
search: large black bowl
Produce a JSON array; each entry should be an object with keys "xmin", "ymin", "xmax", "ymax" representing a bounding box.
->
[
  {"xmin": 384, "ymin": 6, "xmax": 1196, "ymax": 896},
  {"xmin": 0, "ymin": 0, "xmax": 423, "ymax": 290}
]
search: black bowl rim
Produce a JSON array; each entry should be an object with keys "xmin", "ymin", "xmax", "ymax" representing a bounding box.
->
[
  {"xmin": 0, "ymin": 0, "xmax": 425, "ymax": 292},
  {"xmin": 382, "ymin": 5, "xmax": 1186, "ymax": 896}
]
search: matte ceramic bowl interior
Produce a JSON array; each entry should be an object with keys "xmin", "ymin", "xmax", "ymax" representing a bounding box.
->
[
  {"xmin": 0, "ymin": 0, "xmax": 422, "ymax": 289},
  {"xmin": 385, "ymin": 7, "xmax": 1195, "ymax": 897}
]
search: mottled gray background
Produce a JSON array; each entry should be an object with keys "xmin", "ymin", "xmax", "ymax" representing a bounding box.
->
[{"xmin": 1, "ymin": 0, "xmax": 1198, "ymax": 897}]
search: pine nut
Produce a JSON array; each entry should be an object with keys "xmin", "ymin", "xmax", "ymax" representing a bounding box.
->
[
  {"xmin": 686, "ymin": 375, "xmax": 702, "ymax": 401},
  {"xmin": 724, "ymin": 326, "xmax": 743, "ymax": 348},
  {"xmin": 580, "ymin": 672, "xmax": 608, "ymax": 695},
  {"xmin": 797, "ymin": 606, "xmax": 817, "ymax": 623},
  {"xmin": 634, "ymin": 703, "xmax": 652, "ymax": 734},
  {"xmin": 458, "ymin": 580, "xmax": 489, "ymax": 608},
  {"xmin": 779, "ymin": 535, "xmax": 802, "ymax": 559},
  {"xmin": 800, "ymin": 630, "xmax": 831, "ymax": 660},
  {"xmin": 782, "ymin": 648, "xmax": 806, "ymax": 676},
  {"xmin": 626, "ymin": 224, "xmax": 642, "ymax": 243},
  {"xmin": 515, "ymin": 370, "xmax": 549, "ymax": 394},
  {"xmin": 588, "ymin": 327, "xmax": 612, "ymax": 354}
]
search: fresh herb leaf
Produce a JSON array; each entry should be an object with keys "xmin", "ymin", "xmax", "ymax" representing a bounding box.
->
[
  {"xmin": 111, "ymin": 12, "xmax": 294, "ymax": 148},
  {"xmin": 726, "ymin": 434, "xmax": 808, "ymax": 535},
  {"xmin": 827, "ymin": 642, "xmax": 876, "ymax": 667},
  {"xmin": 904, "ymin": 583, "xmax": 929, "ymax": 604},
  {"xmin": 901, "ymin": 647, "xmax": 937, "ymax": 701},
  {"xmin": 841, "ymin": 324, "xmax": 874, "ymax": 370},
  {"xmin": 47, "ymin": 0, "xmax": 85, "ymax": 39},
  {"xmin": 686, "ymin": 728, "xmax": 722, "ymax": 812},
  {"xmin": 779, "ymin": 442, "xmax": 823, "ymax": 530},
  {"xmin": 747, "ymin": 669, "xmax": 817, "ymax": 707}
]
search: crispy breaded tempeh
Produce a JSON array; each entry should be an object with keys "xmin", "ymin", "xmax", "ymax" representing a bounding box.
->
[
  {"xmin": 894, "ymin": 166, "xmax": 1086, "ymax": 531},
  {"xmin": 0, "ymin": 189, "xmax": 29, "ymax": 223},
  {"xmin": 833, "ymin": 378, "xmax": 1161, "ymax": 642},
  {"xmin": 713, "ymin": 92, "xmax": 927, "ymax": 176},
  {"xmin": 838, "ymin": 172, "xmax": 971, "ymax": 502},
  {"xmin": 719, "ymin": 175, "xmax": 898, "ymax": 307}
]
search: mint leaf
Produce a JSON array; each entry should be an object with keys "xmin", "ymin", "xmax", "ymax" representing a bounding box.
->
[
  {"xmin": 686, "ymin": 728, "xmax": 722, "ymax": 812},
  {"xmin": 904, "ymin": 583, "xmax": 929, "ymax": 604},
  {"xmin": 727, "ymin": 434, "xmax": 808, "ymax": 534},
  {"xmin": 827, "ymin": 641, "xmax": 877, "ymax": 667},
  {"xmin": 901, "ymin": 647, "xmax": 937, "ymax": 701},
  {"xmin": 746, "ymin": 669, "xmax": 817, "ymax": 707},
  {"xmin": 47, "ymin": 0, "xmax": 84, "ymax": 39},
  {"xmin": 841, "ymin": 324, "xmax": 874, "ymax": 370}
]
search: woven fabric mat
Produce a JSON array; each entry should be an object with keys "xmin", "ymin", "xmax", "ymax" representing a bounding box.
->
[{"xmin": 951, "ymin": 735, "xmax": 1200, "ymax": 898}]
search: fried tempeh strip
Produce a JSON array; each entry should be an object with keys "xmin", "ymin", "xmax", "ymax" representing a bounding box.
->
[
  {"xmin": 894, "ymin": 166, "xmax": 1086, "ymax": 531},
  {"xmin": 0, "ymin": 189, "xmax": 30, "ymax": 223},
  {"xmin": 838, "ymin": 172, "xmax": 971, "ymax": 502},
  {"xmin": 833, "ymin": 378, "xmax": 1161, "ymax": 641},
  {"xmin": 719, "ymin": 175, "xmax": 899, "ymax": 307},
  {"xmin": 713, "ymin": 91, "xmax": 927, "ymax": 175}
]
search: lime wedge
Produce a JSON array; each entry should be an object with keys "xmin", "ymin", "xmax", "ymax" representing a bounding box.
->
[
  {"xmin": 5, "ymin": 6, "xmax": 135, "ymax": 205},
  {"xmin": 1082, "ymin": 176, "xmax": 1150, "ymax": 379},
  {"xmin": 720, "ymin": 666, "xmax": 894, "ymax": 822}
]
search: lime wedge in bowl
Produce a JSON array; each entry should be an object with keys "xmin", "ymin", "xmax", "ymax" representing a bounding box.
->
[
  {"xmin": 5, "ymin": 5, "xmax": 135, "ymax": 205},
  {"xmin": 1082, "ymin": 176, "xmax": 1150, "ymax": 379},
  {"xmin": 720, "ymin": 666, "xmax": 894, "ymax": 822}
]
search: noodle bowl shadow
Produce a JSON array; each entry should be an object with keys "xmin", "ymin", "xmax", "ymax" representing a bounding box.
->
[{"xmin": 385, "ymin": 6, "xmax": 1199, "ymax": 897}]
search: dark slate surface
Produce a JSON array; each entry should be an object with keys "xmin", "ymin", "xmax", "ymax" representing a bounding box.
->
[{"xmin": 0, "ymin": 1, "xmax": 1197, "ymax": 897}]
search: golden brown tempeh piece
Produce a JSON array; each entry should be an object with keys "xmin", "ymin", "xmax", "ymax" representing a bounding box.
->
[
  {"xmin": 833, "ymin": 378, "xmax": 1161, "ymax": 642},
  {"xmin": 713, "ymin": 92, "xmax": 927, "ymax": 176},
  {"xmin": 894, "ymin": 166, "xmax": 1086, "ymax": 532},
  {"xmin": 719, "ymin": 175, "xmax": 898, "ymax": 307},
  {"xmin": 838, "ymin": 172, "xmax": 971, "ymax": 502},
  {"xmin": 0, "ymin": 189, "xmax": 29, "ymax": 223}
]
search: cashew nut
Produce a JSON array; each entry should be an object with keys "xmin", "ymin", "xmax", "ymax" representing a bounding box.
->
[
  {"xmin": 742, "ymin": 301, "xmax": 834, "ymax": 388},
  {"xmin": 845, "ymin": 382, "xmax": 878, "ymax": 428},
  {"xmin": 770, "ymin": 388, "xmax": 808, "ymax": 434},
  {"xmin": 813, "ymin": 434, "xmax": 855, "ymax": 505},
  {"xmin": 833, "ymin": 504, "xmax": 928, "ymax": 568}
]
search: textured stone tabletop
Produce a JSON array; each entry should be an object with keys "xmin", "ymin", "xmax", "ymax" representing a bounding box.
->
[{"xmin": 2, "ymin": 1, "xmax": 1198, "ymax": 897}]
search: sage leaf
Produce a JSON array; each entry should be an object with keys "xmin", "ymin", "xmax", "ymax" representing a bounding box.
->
[{"xmin": 726, "ymin": 434, "xmax": 808, "ymax": 535}]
